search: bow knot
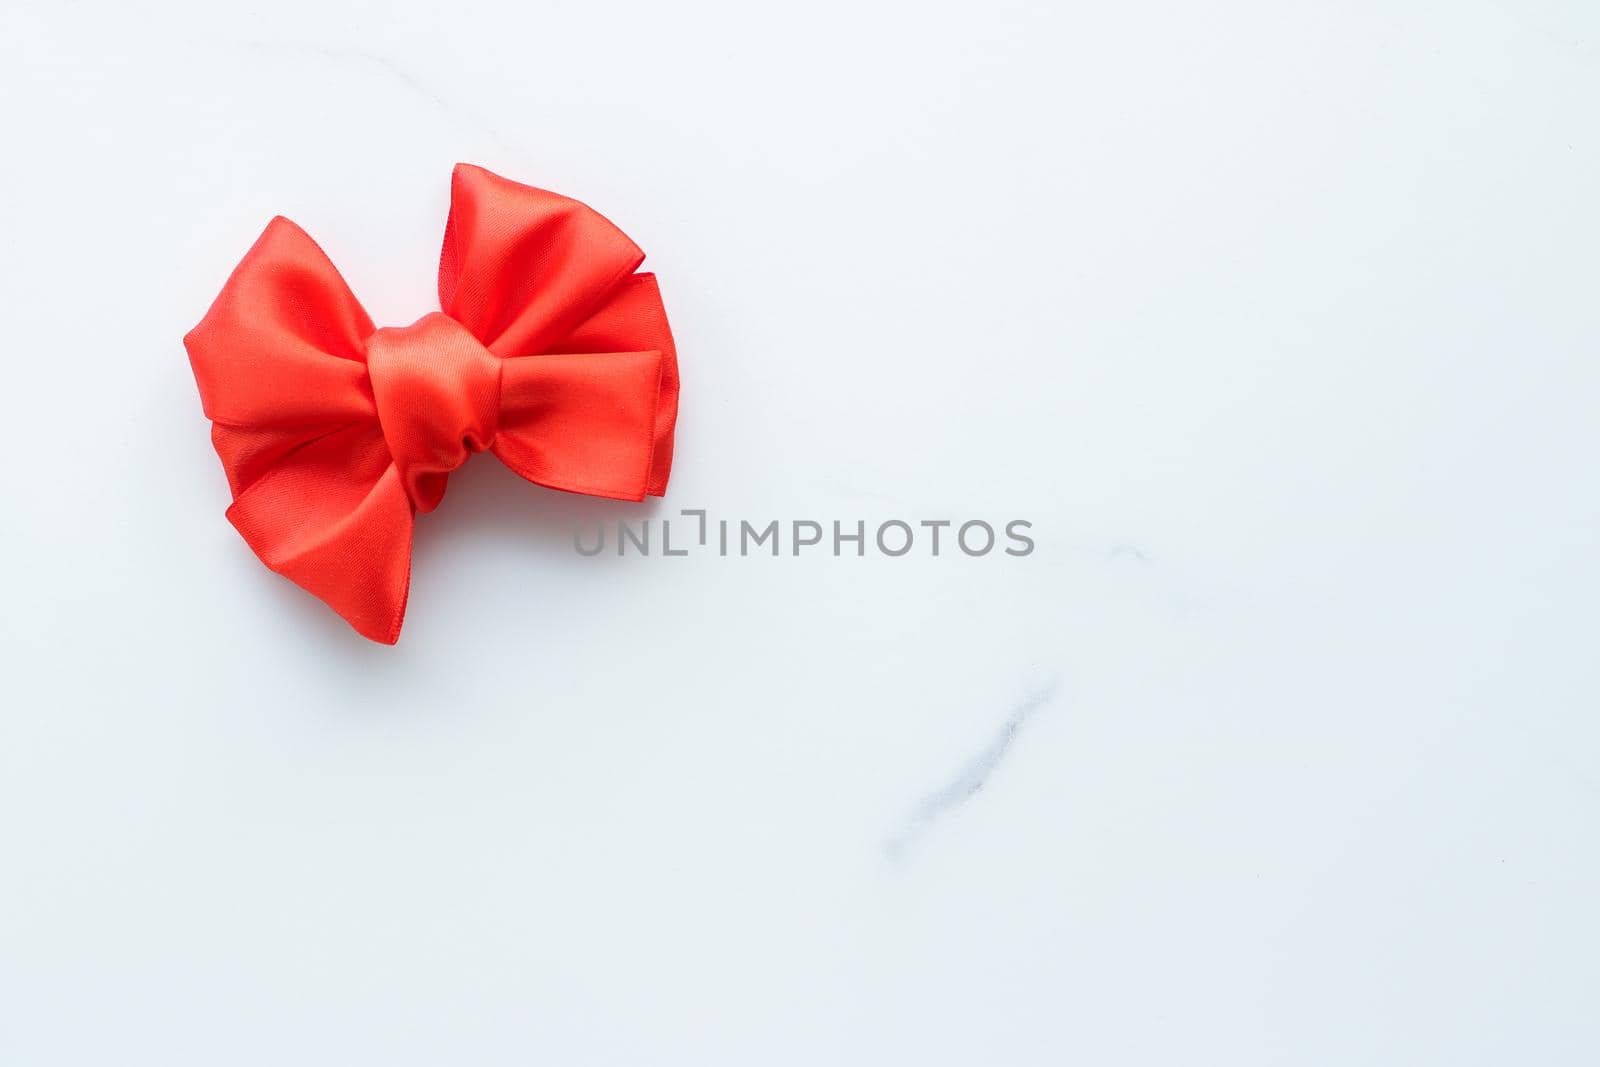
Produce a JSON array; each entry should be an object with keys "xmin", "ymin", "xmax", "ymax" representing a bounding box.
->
[
  {"xmin": 186, "ymin": 164, "xmax": 680, "ymax": 643},
  {"xmin": 367, "ymin": 312, "xmax": 502, "ymax": 512}
]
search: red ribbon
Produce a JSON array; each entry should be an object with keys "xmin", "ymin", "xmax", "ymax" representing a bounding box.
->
[{"xmin": 186, "ymin": 164, "xmax": 679, "ymax": 643}]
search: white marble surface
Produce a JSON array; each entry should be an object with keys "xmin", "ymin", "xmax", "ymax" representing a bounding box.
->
[{"xmin": 3, "ymin": 1, "xmax": 1598, "ymax": 1062}]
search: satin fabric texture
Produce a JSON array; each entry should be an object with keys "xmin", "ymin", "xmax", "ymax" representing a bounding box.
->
[{"xmin": 186, "ymin": 164, "xmax": 679, "ymax": 643}]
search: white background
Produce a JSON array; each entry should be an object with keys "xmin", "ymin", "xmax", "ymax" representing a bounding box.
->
[{"xmin": 2, "ymin": 1, "xmax": 1597, "ymax": 1063}]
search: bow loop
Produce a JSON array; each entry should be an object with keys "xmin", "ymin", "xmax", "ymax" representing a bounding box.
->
[
  {"xmin": 186, "ymin": 216, "xmax": 376, "ymax": 432},
  {"xmin": 440, "ymin": 163, "xmax": 646, "ymax": 357},
  {"xmin": 186, "ymin": 215, "xmax": 415, "ymax": 644}
]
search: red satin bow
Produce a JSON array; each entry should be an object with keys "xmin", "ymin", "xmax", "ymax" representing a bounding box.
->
[{"xmin": 186, "ymin": 164, "xmax": 679, "ymax": 643}]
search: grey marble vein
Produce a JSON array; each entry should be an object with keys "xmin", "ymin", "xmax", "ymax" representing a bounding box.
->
[
  {"xmin": 1107, "ymin": 542, "xmax": 1151, "ymax": 564},
  {"xmin": 884, "ymin": 679, "xmax": 1060, "ymax": 863}
]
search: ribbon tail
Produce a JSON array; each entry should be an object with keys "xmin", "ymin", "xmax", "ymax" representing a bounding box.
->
[
  {"xmin": 492, "ymin": 350, "xmax": 666, "ymax": 501},
  {"xmin": 224, "ymin": 424, "xmax": 416, "ymax": 644}
]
